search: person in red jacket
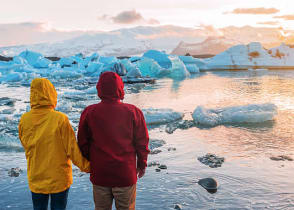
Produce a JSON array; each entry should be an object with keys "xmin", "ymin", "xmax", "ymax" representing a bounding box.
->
[{"xmin": 78, "ymin": 71, "xmax": 150, "ymax": 210}]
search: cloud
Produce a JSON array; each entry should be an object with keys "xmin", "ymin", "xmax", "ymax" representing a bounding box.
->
[
  {"xmin": 98, "ymin": 10, "xmax": 160, "ymax": 25},
  {"xmin": 257, "ymin": 21, "xmax": 280, "ymax": 25},
  {"xmin": 274, "ymin": 15, "xmax": 294, "ymax": 20},
  {"xmin": 0, "ymin": 22, "xmax": 84, "ymax": 47},
  {"xmin": 225, "ymin": 7, "xmax": 279, "ymax": 15}
]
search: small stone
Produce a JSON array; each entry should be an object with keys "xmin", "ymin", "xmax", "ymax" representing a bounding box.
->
[
  {"xmin": 150, "ymin": 149, "xmax": 162, "ymax": 155},
  {"xmin": 174, "ymin": 204, "xmax": 182, "ymax": 209},
  {"xmin": 155, "ymin": 168, "xmax": 161, "ymax": 172},
  {"xmin": 8, "ymin": 167, "xmax": 22, "ymax": 177},
  {"xmin": 168, "ymin": 147, "xmax": 176, "ymax": 151},
  {"xmin": 158, "ymin": 164, "xmax": 167, "ymax": 170},
  {"xmin": 147, "ymin": 161, "xmax": 160, "ymax": 167},
  {"xmin": 165, "ymin": 124, "xmax": 177, "ymax": 134}
]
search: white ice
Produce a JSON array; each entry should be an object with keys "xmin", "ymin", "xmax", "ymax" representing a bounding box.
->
[
  {"xmin": 192, "ymin": 103, "xmax": 277, "ymax": 126},
  {"xmin": 142, "ymin": 108, "xmax": 184, "ymax": 125}
]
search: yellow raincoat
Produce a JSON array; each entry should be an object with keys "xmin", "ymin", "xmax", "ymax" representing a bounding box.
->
[{"xmin": 19, "ymin": 78, "xmax": 90, "ymax": 194}]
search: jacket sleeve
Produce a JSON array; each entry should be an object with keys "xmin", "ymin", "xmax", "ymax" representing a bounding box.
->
[
  {"xmin": 77, "ymin": 108, "xmax": 91, "ymax": 160},
  {"xmin": 133, "ymin": 108, "xmax": 150, "ymax": 170},
  {"xmin": 61, "ymin": 116, "xmax": 90, "ymax": 173},
  {"xmin": 18, "ymin": 117, "xmax": 25, "ymax": 148}
]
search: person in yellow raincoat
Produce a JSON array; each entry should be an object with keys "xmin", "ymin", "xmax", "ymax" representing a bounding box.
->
[{"xmin": 18, "ymin": 78, "xmax": 90, "ymax": 210}]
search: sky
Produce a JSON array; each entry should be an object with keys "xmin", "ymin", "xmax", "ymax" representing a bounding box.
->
[
  {"xmin": 0, "ymin": 0, "xmax": 294, "ymax": 46},
  {"xmin": 1, "ymin": 0, "xmax": 293, "ymax": 31}
]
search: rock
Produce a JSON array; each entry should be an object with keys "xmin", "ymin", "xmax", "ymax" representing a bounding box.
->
[
  {"xmin": 198, "ymin": 177, "xmax": 218, "ymax": 194},
  {"xmin": 270, "ymin": 155, "xmax": 293, "ymax": 161},
  {"xmin": 149, "ymin": 139, "xmax": 166, "ymax": 150},
  {"xmin": 8, "ymin": 167, "xmax": 22, "ymax": 177},
  {"xmin": 147, "ymin": 161, "xmax": 160, "ymax": 167},
  {"xmin": 158, "ymin": 164, "xmax": 167, "ymax": 169},
  {"xmin": 174, "ymin": 204, "xmax": 183, "ymax": 210},
  {"xmin": 155, "ymin": 168, "xmax": 161, "ymax": 172},
  {"xmin": 198, "ymin": 153, "xmax": 225, "ymax": 168},
  {"xmin": 165, "ymin": 124, "xmax": 177, "ymax": 134},
  {"xmin": 150, "ymin": 149, "xmax": 162, "ymax": 155},
  {"xmin": 165, "ymin": 120, "xmax": 195, "ymax": 134}
]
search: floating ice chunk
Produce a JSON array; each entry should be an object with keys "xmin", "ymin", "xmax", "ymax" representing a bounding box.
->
[
  {"xmin": 12, "ymin": 56, "xmax": 28, "ymax": 65},
  {"xmin": 51, "ymin": 68, "xmax": 83, "ymax": 79},
  {"xmin": 19, "ymin": 50, "xmax": 51, "ymax": 68},
  {"xmin": 143, "ymin": 50, "xmax": 172, "ymax": 69},
  {"xmin": 56, "ymin": 102, "xmax": 72, "ymax": 113},
  {"xmin": 179, "ymin": 55, "xmax": 205, "ymax": 71},
  {"xmin": 63, "ymin": 90, "xmax": 84, "ymax": 96},
  {"xmin": 126, "ymin": 66, "xmax": 142, "ymax": 78},
  {"xmin": 0, "ymin": 108, "xmax": 15, "ymax": 114},
  {"xmin": 81, "ymin": 53, "xmax": 100, "ymax": 67},
  {"xmin": 184, "ymin": 64, "xmax": 200, "ymax": 73},
  {"xmin": 58, "ymin": 57, "xmax": 75, "ymax": 67},
  {"xmin": 0, "ymin": 114, "xmax": 13, "ymax": 121},
  {"xmin": 168, "ymin": 56, "xmax": 190, "ymax": 79},
  {"xmin": 0, "ymin": 72, "xmax": 23, "ymax": 83},
  {"xmin": 120, "ymin": 59, "xmax": 138, "ymax": 73},
  {"xmin": 86, "ymin": 62, "xmax": 103, "ymax": 75},
  {"xmin": 99, "ymin": 56, "xmax": 118, "ymax": 64},
  {"xmin": 143, "ymin": 108, "xmax": 184, "ymax": 125},
  {"xmin": 135, "ymin": 57, "xmax": 163, "ymax": 77},
  {"xmin": 192, "ymin": 103, "xmax": 277, "ymax": 126},
  {"xmin": 84, "ymin": 86, "xmax": 97, "ymax": 94}
]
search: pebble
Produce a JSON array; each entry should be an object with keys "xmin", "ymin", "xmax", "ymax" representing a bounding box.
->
[
  {"xmin": 8, "ymin": 167, "xmax": 22, "ymax": 177},
  {"xmin": 155, "ymin": 168, "xmax": 161, "ymax": 172},
  {"xmin": 197, "ymin": 153, "xmax": 225, "ymax": 168},
  {"xmin": 150, "ymin": 149, "xmax": 162, "ymax": 155},
  {"xmin": 270, "ymin": 155, "xmax": 293, "ymax": 161},
  {"xmin": 174, "ymin": 204, "xmax": 182, "ymax": 210},
  {"xmin": 158, "ymin": 164, "xmax": 167, "ymax": 170},
  {"xmin": 168, "ymin": 147, "xmax": 176, "ymax": 151},
  {"xmin": 165, "ymin": 120, "xmax": 195, "ymax": 134},
  {"xmin": 147, "ymin": 161, "xmax": 160, "ymax": 167},
  {"xmin": 149, "ymin": 139, "xmax": 166, "ymax": 150}
]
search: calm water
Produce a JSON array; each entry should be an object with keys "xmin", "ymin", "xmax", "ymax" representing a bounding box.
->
[{"xmin": 1, "ymin": 70, "xmax": 294, "ymax": 209}]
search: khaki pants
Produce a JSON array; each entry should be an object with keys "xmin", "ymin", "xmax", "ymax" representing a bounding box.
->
[{"xmin": 93, "ymin": 184, "xmax": 136, "ymax": 210}]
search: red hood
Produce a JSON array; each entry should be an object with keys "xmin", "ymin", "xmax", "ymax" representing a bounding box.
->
[{"xmin": 96, "ymin": 71, "xmax": 124, "ymax": 101}]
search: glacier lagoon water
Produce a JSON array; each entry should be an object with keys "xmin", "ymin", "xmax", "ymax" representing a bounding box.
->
[{"xmin": 1, "ymin": 70, "xmax": 294, "ymax": 209}]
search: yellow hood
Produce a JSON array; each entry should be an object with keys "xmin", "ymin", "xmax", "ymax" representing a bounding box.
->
[{"xmin": 30, "ymin": 78, "xmax": 57, "ymax": 109}]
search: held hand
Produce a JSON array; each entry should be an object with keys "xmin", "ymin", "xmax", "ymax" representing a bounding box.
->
[{"xmin": 136, "ymin": 168, "xmax": 145, "ymax": 178}]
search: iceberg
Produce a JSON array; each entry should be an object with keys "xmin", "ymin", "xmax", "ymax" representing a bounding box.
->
[
  {"xmin": 192, "ymin": 103, "xmax": 277, "ymax": 127},
  {"xmin": 143, "ymin": 108, "xmax": 184, "ymax": 125},
  {"xmin": 168, "ymin": 56, "xmax": 190, "ymax": 79},
  {"xmin": 143, "ymin": 50, "xmax": 172, "ymax": 69},
  {"xmin": 134, "ymin": 57, "xmax": 163, "ymax": 77},
  {"xmin": 179, "ymin": 55, "xmax": 204, "ymax": 73},
  {"xmin": 19, "ymin": 50, "xmax": 51, "ymax": 68},
  {"xmin": 86, "ymin": 62, "xmax": 103, "ymax": 76},
  {"xmin": 126, "ymin": 66, "xmax": 142, "ymax": 78},
  {"xmin": 99, "ymin": 56, "xmax": 118, "ymax": 64},
  {"xmin": 58, "ymin": 57, "xmax": 75, "ymax": 67},
  {"xmin": 84, "ymin": 86, "xmax": 97, "ymax": 94}
]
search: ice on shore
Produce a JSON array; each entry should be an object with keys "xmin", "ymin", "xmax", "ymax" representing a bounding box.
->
[
  {"xmin": 143, "ymin": 108, "xmax": 184, "ymax": 125},
  {"xmin": 192, "ymin": 103, "xmax": 277, "ymax": 126},
  {"xmin": 205, "ymin": 42, "xmax": 294, "ymax": 69}
]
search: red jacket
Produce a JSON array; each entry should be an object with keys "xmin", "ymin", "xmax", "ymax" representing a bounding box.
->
[{"xmin": 78, "ymin": 72, "xmax": 149, "ymax": 187}]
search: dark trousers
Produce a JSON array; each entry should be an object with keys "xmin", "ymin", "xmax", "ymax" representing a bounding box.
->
[{"xmin": 31, "ymin": 188, "xmax": 69, "ymax": 210}]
